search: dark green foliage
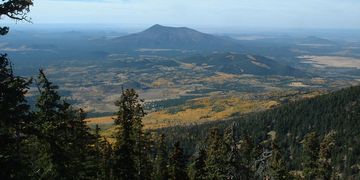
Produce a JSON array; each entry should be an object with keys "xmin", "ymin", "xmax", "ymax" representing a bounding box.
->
[
  {"xmin": 153, "ymin": 134, "xmax": 169, "ymax": 180},
  {"xmin": 113, "ymin": 89, "xmax": 147, "ymax": 180},
  {"xmin": 157, "ymin": 86, "xmax": 360, "ymax": 178},
  {"xmin": 34, "ymin": 70, "xmax": 98, "ymax": 179},
  {"xmin": 169, "ymin": 141, "xmax": 189, "ymax": 180},
  {"xmin": 95, "ymin": 126, "xmax": 114, "ymax": 180},
  {"xmin": 136, "ymin": 131, "xmax": 153, "ymax": 180},
  {"xmin": 269, "ymin": 134, "xmax": 291, "ymax": 180},
  {"xmin": 318, "ymin": 131, "xmax": 336, "ymax": 180},
  {"xmin": 302, "ymin": 132, "xmax": 320, "ymax": 179},
  {"xmin": 238, "ymin": 134, "xmax": 257, "ymax": 179},
  {"xmin": 0, "ymin": 54, "xmax": 31, "ymax": 179},
  {"xmin": 223, "ymin": 125, "xmax": 242, "ymax": 179},
  {"xmin": 189, "ymin": 149, "xmax": 207, "ymax": 180},
  {"xmin": 204, "ymin": 128, "xmax": 228, "ymax": 179}
]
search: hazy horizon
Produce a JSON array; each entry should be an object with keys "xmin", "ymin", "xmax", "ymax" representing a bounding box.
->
[{"xmin": 3, "ymin": 0, "xmax": 360, "ymax": 31}]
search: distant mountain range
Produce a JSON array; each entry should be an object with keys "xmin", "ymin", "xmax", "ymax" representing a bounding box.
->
[
  {"xmin": 296, "ymin": 36, "xmax": 334, "ymax": 44},
  {"xmin": 181, "ymin": 53, "xmax": 305, "ymax": 77},
  {"xmin": 112, "ymin": 24, "xmax": 242, "ymax": 51}
]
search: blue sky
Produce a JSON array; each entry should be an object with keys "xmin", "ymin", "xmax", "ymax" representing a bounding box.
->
[{"xmin": 5, "ymin": 0, "xmax": 360, "ymax": 30}]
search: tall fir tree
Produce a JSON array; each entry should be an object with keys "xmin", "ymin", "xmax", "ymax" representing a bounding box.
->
[
  {"xmin": 301, "ymin": 132, "xmax": 320, "ymax": 180},
  {"xmin": 1, "ymin": 1, "xmax": 33, "ymax": 178},
  {"xmin": 205, "ymin": 128, "xmax": 228, "ymax": 179},
  {"xmin": 238, "ymin": 134, "xmax": 257, "ymax": 179},
  {"xmin": 94, "ymin": 125, "xmax": 114, "ymax": 180},
  {"xmin": 269, "ymin": 133, "xmax": 291, "ymax": 180},
  {"xmin": 224, "ymin": 124, "xmax": 242, "ymax": 179},
  {"xmin": 113, "ymin": 89, "xmax": 146, "ymax": 180},
  {"xmin": 136, "ymin": 131, "xmax": 153, "ymax": 180},
  {"xmin": 153, "ymin": 134, "xmax": 169, "ymax": 180},
  {"xmin": 189, "ymin": 149, "xmax": 207, "ymax": 180},
  {"xmin": 318, "ymin": 131, "xmax": 336, "ymax": 180},
  {"xmin": 34, "ymin": 69, "xmax": 97, "ymax": 179},
  {"xmin": 169, "ymin": 141, "xmax": 189, "ymax": 180},
  {"xmin": 0, "ymin": 54, "xmax": 32, "ymax": 179}
]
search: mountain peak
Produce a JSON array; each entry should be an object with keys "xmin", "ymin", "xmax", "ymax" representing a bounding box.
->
[
  {"xmin": 148, "ymin": 24, "xmax": 165, "ymax": 29},
  {"xmin": 145, "ymin": 24, "xmax": 190, "ymax": 33},
  {"xmin": 113, "ymin": 24, "xmax": 241, "ymax": 51}
]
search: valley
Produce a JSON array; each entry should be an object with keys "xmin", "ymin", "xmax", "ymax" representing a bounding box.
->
[
  {"xmin": 3, "ymin": 0, "xmax": 360, "ymax": 179},
  {"xmin": 4, "ymin": 25, "xmax": 360, "ymax": 124}
]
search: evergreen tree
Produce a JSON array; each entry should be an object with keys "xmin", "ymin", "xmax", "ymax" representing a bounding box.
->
[
  {"xmin": 205, "ymin": 128, "xmax": 228, "ymax": 179},
  {"xmin": 189, "ymin": 149, "xmax": 207, "ymax": 180},
  {"xmin": 301, "ymin": 132, "xmax": 320, "ymax": 180},
  {"xmin": 95, "ymin": 125, "xmax": 114, "ymax": 180},
  {"xmin": 169, "ymin": 141, "xmax": 189, "ymax": 180},
  {"xmin": 238, "ymin": 134, "xmax": 256, "ymax": 179},
  {"xmin": 318, "ymin": 131, "xmax": 336, "ymax": 180},
  {"xmin": 153, "ymin": 134, "xmax": 169, "ymax": 180},
  {"xmin": 269, "ymin": 133, "xmax": 291, "ymax": 180},
  {"xmin": 113, "ymin": 89, "xmax": 146, "ymax": 180},
  {"xmin": 0, "ymin": 53, "xmax": 32, "ymax": 179},
  {"xmin": 0, "ymin": 1, "xmax": 33, "ymax": 178},
  {"xmin": 34, "ymin": 70, "xmax": 97, "ymax": 179},
  {"xmin": 137, "ymin": 131, "xmax": 153, "ymax": 180},
  {"xmin": 224, "ymin": 124, "xmax": 242, "ymax": 179}
]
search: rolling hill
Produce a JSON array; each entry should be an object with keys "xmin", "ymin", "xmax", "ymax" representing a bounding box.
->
[{"xmin": 180, "ymin": 53, "xmax": 306, "ymax": 76}]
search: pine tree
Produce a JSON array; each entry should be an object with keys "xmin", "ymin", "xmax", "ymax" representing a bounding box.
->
[
  {"xmin": 269, "ymin": 133, "xmax": 291, "ymax": 180},
  {"xmin": 0, "ymin": 54, "xmax": 32, "ymax": 179},
  {"xmin": 224, "ymin": 124, "xmax": 242, "ymax": 179},
  {"xmin": 95, "ymin": 125, "xmax": 114, "ymax": 180},
  {"xmin": 189, "ymin": 149, "xmax": 207, "ymax": 180},
  {"xmin": 113, "ymin": 89, "xmax": 146, "ymax": 180},
  {"xmin": 137, "ymin": 131, "xmax": 153, "ymax": 180},
  {"xmin": 238, "ymin": 134, "xmax": 256, "ymax": 179},
  {"xmin": 301, "ymin": 132, "xmax": 319, "ymax": 180},
  {"xmin": 0, "ymin": 2, "xmax": 34, "ymax": 178},
  {"xmin": 205, "ymin": 128, "xmax": 228, "ymax": 179},
  {"xmin": 169, "ymin": 141, "xmax": 189, "ymax": 180},
  {"xmin": 318, "ymin": 131, "xmax": 336, "ymax": 180},
  {"xmin": 153, "ymin": 134, "xmax": 169, "ymax": 180},
  {"xmin": 34, "ymin": 70, "xmax": 97, "ymax": 179}
]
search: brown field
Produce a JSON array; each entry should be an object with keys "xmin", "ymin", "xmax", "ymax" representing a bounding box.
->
[
  {"xmin": 86, "ymin": 96, "xmax": 279, "ymax": 130},
  {"xmin": 300, "ymin": 55, "xmax": 360, "ymax": 69},
  {"xmin": 86, "ymin": 90, "xmax": 328, "ymax": 143}
]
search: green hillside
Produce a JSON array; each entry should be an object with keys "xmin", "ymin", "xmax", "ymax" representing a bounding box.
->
[{"xmin": 157, "ymin": 85, "xmax": 360, "ymax": 178}]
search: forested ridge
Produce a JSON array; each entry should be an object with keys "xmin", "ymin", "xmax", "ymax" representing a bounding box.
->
[{"xmin": 157, "ymin": 85, "xmax": 360, "ymax": 179}]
